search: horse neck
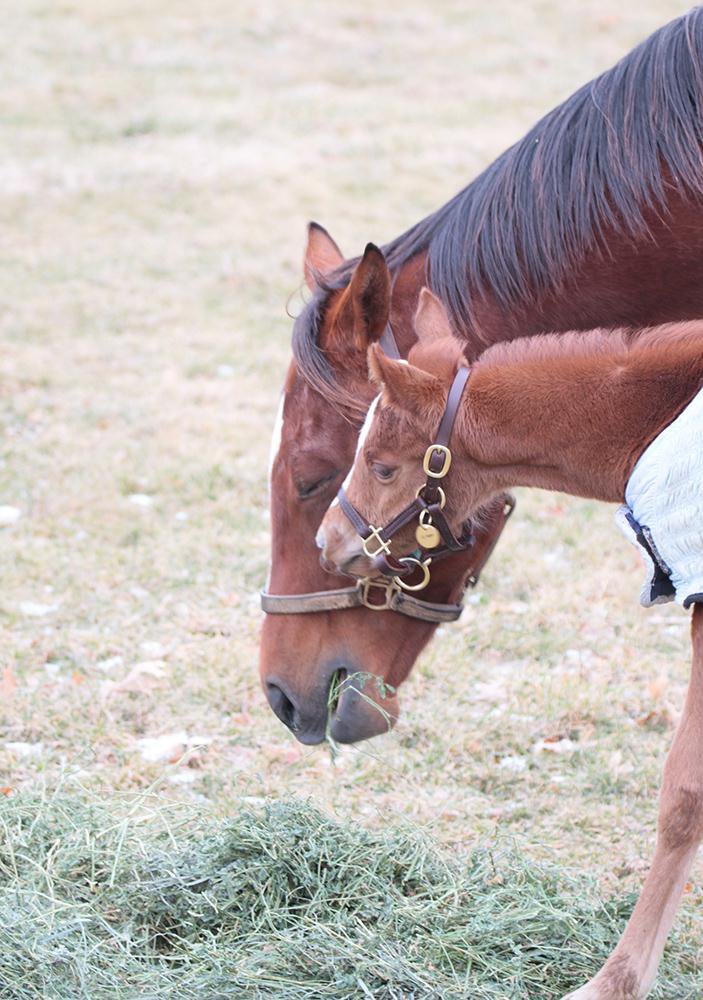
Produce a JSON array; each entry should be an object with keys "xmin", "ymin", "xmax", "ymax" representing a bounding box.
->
[
  {"xmin": 456, "ymin": 332, "xmax": 703, "ymax": 503},
  {"xmin": 386, "ymin": 196, "xmax": 703, "ymax": 356}
]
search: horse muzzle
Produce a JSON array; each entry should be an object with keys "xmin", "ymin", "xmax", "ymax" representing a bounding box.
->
[{"xmin": 265, "ymin": 662, "xmax": 397, "ymax": 745}]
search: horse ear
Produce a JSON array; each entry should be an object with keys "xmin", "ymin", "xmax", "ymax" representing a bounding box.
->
[
  {"xmin": 409, "ymin": 287, "xmax": 466, "ymax": 378},
  {"xmin": 333, "ymin": 243, "xmax": 391, "ymax": 350},
  {"xmin": 368, "ymin": 345, "xmax": 444, "ymax": 418},
  {"xmin": 304, "ymin": 222, "xmax": 344, "ymax": 290},
  {"xmin": 414, "ymin": 287, "xmax": 454, "ymax": 344}
]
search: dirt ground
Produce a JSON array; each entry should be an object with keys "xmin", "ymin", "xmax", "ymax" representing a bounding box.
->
[{"xmin": 1, "ymin": 0, "xmax": 701, "ymax": 988}]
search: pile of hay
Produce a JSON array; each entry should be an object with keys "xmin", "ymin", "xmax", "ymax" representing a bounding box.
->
[{"xmin": 0, "ymin": 788, "xmax": 696, "ymax": 999}]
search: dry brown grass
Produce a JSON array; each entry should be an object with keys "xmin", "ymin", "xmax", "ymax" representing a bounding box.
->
[{"xmin": 1, "ymin": 0, "xmax": 702, "ymax": 991}]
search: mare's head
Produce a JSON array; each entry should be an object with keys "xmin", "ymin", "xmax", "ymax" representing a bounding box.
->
[
  {"xmin": 319, "ymin": 290, "xmax": 488, "ymax": 577},
  {"xmin": 261, "ymin": 232, "xmax": 508, "ymax": 746}
]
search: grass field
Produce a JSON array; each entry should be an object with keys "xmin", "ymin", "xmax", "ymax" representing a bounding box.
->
[{"xmin": 1, "ymin": 1, "xmax": 702, "ymax": 996}]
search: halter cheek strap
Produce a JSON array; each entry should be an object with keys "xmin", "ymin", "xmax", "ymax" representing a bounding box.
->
[{"xmin": 427, "ymin": 366, "xmax": 471, "ymax": 475}]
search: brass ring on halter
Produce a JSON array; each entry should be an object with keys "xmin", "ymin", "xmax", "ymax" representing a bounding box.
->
[
  {"xmin": 416, "ymin": 484, "xmax": 446, "ymax": 509},
  {"xmin": 393, "ymin": 556, "xmax": 431, "ymax": 592}
]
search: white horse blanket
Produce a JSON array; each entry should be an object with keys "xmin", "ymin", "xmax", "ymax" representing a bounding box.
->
[{"xmin": 616, "ymin": 386, "xmax": 703, "ymax": 608}]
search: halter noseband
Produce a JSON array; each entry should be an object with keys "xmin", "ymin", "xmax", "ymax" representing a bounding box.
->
[
  {"xmin": 261, "ymin": 326, "xmax": 515, "ymax": 623},
  {"xmin": 336, "ymin": 366, "xmax": 474, "ymax": 595}
]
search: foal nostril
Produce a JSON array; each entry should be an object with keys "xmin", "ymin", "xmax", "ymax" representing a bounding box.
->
[
  {"xmin": 266, "ymin": 682, "xmax": 296, "ymax": 730},
  {"xmin": 340, "ymin": 552, "xmax": 370, "ymax": 576},
  {"xmin": 319, "ymin": 553, "xmax": 340, "ymax": 574}
]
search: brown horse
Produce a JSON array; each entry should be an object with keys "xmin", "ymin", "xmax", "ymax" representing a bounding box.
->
[
  {"xmin": 318, "ymin": 297, "xmax": 703, "ymax": 1000},
  {"xmin": 262, "ymin": 7, "xmax": 703, "ymax": 745}
]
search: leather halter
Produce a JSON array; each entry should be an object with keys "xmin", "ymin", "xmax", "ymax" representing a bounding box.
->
[
  {"xmin": 337, "ymin": 366, "xmax": 476, "ymax": 595},
  {"xmin": 260, "ymin": 325, "xmax": 515, "ymax": 622}
]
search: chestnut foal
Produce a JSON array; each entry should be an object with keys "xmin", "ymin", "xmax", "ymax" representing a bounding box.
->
[{"xmin": 318, "ymin": 290, "xmax": 703, "ymax": 999}]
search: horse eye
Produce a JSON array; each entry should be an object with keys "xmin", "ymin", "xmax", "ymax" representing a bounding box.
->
[
  {"xmin": 371, "ymin": 463, "xmax": 397, "ymax": 483},
  {"xmin": 296, "ymin": 471, "xmax": 338, "ymax": 500}
]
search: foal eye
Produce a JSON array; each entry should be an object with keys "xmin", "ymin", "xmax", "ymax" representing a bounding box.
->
[
  {"xmin": 371, "ymin": 463, "xmax": 397, "ymax": 483},
  {"xmin": 296, "ymin": 471, "xmax": 338, "ymax": 500}
]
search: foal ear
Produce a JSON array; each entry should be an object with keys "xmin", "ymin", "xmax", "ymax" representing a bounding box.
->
[
  {"xmin": 368, "ymin": 345, "xmax": 445, "ymax": 418},
  {"xmin": 414, "ymin": 287, "xmax": 454, "ymax": 344},
  {"xmin": 304, "ymin": 222, "xmax": 344, "ymax": 290},
  {"xmin": 334, "ymin": 243, "xmax": 391, "ymax": 350}
]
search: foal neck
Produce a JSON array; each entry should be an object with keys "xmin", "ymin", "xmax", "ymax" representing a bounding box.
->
[{"xmin": 460, "ymin": 323, "xmax": 703, "ymax": 503}]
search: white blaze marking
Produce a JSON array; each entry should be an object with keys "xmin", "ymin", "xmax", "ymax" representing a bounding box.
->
[
  {"xmin": 340, "ymin": 394, "xmax": 381, "ymax": 492},
  {"xmin": 318, "ymin": 394, "xmax": 381, "ymax": 550},
  {"xmin": 268, "ymin": 393, "xmax": 285, "ymax": 483},
  {"xmin": 265, "ymin": 393, "xmax": 286, "ymax": 590}
]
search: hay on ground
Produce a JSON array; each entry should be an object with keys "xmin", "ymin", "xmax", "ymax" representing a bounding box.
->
[{"xmin": 0, "ymin": 788, "xmax": 698, "ymax": 999}]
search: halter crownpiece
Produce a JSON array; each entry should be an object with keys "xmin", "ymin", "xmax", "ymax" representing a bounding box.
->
[{"xmin": 336, "ymin": 366, "xmax": 473, "ymax": 594}]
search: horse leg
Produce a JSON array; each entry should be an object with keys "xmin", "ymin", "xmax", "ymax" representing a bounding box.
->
[{"xmin": 564, "ymin": 603, "xmax": 703, "ymax": 1000}]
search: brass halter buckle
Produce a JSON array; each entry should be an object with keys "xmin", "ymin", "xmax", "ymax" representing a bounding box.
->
[
  {"xmin": 359, "ymin": 577, "xmax": 398, "ymax": 610},
  {"xmin": 362, "ymin": 525, "xmax": 392, "ymax": 559},
  {"xmin": 423, "ymin": 444, "xmax": 452, "ymax": 479}
]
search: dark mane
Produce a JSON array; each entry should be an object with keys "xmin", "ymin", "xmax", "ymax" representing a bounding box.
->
[{"xmin": 293, "ymin": 8, "xmax": 703, "ymax": 409}]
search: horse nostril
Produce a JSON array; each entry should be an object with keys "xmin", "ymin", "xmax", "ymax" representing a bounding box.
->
[
  {"xmin": 266, "ymin": 682, "xmax": 296, "ymax": 731},
  {"xmin": 328, "ymin": 668, "xmax": 347, "ymax": 714}
]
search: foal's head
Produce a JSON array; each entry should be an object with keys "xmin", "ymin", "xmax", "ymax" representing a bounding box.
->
[{"xmin": 318, "ymin": 289, "xmax": 485, "ymax": 577}]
